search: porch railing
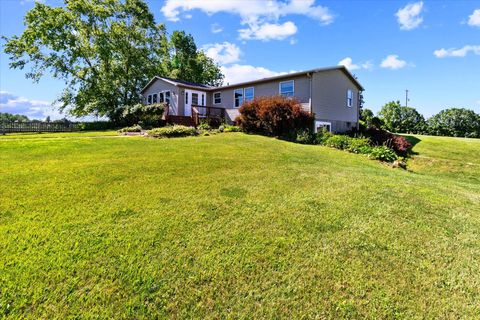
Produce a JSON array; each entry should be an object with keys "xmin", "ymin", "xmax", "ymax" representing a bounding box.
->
[{"xmin": 191, "ymin": 105, "xmax": 226, "ymax": 126}]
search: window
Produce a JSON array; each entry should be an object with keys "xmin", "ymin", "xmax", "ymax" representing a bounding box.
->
[
  {"xmin": 244, "ymin": 87, "xmax": 254, "ymax": 102},
  {"xmin": 347, "ymin": 89, "xmax": 353, "ymax": 107},
  {"xmin": 147, "ymin": 94, "xmax": 152, "ymax": 104},
  {"xmin": 213, "ymin": 92, "xmax": 221, "ymax": 104},
  {"xmin": 279, "ymin": 80, "xmax": 294, "ymax": 97},
  {"xmin": 234, "ymin": 89, "xmax": 244, "ymax": 107},
  {"xmin": 315, "ymin": 121, "xmax": 331, "ymax": 133},
  {"xmin": 165, "ymin": 91, "xmax": 170, "ymax": 104},
  {"xmin": 185, "ymin": 92, "xmax": 188, "ymax": 104},
  {"xmin": 192, "ymin": 93, "xmax": 199, "ymax": 105},
  {"xmin": 201, "ymin": 94, "xmax": 204, "ymax": 106}
]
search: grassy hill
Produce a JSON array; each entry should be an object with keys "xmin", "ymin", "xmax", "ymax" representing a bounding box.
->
[{"xmin": 1, "ymin": 133, "xmax": 479, "ymax": 318}]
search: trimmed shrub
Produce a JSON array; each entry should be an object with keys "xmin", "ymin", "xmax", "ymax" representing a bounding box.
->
[
  {"xmin": 147, "ymin": 125, "xmax": 197, "ymax": 138},
  {"xmin": 368, "ymin": 146, "xmax": 398, "ymax": 162},
  {"xmin": 236, "ymin": 96, "xmax": 314, "ymax": 137},
  {"xmin": 118, "ymin": 125, "xmax": 142, "ymax": 133}
]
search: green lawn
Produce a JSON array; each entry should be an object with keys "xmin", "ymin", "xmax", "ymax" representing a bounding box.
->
[{"xmin": 1, "ymin": 133, "xmax": 479, "ymax": 318}]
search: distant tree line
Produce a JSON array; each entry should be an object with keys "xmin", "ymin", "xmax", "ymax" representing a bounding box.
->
[{"xmin": 361, "ymin": 101, "xmax": 480, "ymax": 138}]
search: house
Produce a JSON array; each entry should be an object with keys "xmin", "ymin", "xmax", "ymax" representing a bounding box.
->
[{"xmin": 140, "ymin": 66, "xmax": 364, "ymax": 132}]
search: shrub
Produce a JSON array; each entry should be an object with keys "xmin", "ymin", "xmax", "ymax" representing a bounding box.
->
[
  {"xmin": 295, "ymin": 129, "xmax": 316, "ymax": 144},
  {"xmin": 315, "ymin": 129, "xmax": 334, "ymax": 145},
  {"xmin": 197, "ymin": 121, "xmax": 211, "ymax": 131},
  {"xmin": 365, "ymin": 127, "xmax": 412, "ymax": 156},
  {"xmin": 323, "ymin": 135, "xmax": 352, "ymax": 150},
  {"xmin": 236, "ymin": 96, "xmax": 314, "ymax": 137},
  {"xmin": 346, "ymin": 137, "xmax": 371, "ymax": 154},
  {"xmin": 368, "ymin": 146, "xmax": 398, "ymax": 162},
  {"xmin": 79, "ymin": 121, "xmax": 116, "ymax": 131},
  {"xmin": 122, "ymin": 103, "xmax": 165, "ymax": 127},
  {"xmin": 223, "ymin": 125, "xmax": 242, "ymax": 132},
  {"xmin": 147, "ymin": 125, "xmax": 197, "ymax": 138},
  {"xmin": 118, "ymin": 125, "xmax": 142, "ymax": 133}
]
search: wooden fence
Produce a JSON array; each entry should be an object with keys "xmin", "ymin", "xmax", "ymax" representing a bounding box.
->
[{"xmin": 0, "ymin": 122, "xmax": 81, "ymax": 134}]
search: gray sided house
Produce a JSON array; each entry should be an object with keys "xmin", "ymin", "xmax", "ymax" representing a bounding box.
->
[{"xmin": 140, "ymin": 66, "xmax": 364, "ymax": 132}]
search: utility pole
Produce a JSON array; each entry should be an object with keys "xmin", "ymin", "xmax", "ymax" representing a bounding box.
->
[{"xmin": 405, "ymin": 89, "xmax": 409, "ymax": 107}]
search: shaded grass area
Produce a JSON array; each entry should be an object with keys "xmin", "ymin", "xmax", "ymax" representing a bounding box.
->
[{"xmin": 1, "ymin": 133, "xmax": 479, "ymax": 318}]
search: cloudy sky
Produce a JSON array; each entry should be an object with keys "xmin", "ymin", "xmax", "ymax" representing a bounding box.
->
[{"xmin": 1, "ymin": 0, "xmax": 480, "ymax": 119}]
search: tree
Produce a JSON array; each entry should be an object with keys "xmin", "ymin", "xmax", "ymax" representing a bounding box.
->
[
  {"xmin": 427, "ymin": 108, "xmax": 480, "ymax": 138},
  {"xmin": 378, "ymin": 101, "xmax": 426, "ymax": 133},
  {"xmin": 3, "ymin": 0, "xmax": 223, "ymax": 122},
  {"xmin": 0, "ymin": 112, "xmax": 30, "ymax": 122},
  {"xmin": 360, "ymin": 108, "xmax": 383, "ymax": 128}
]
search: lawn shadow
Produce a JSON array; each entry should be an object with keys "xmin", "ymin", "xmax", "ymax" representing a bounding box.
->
[{"xmin": 402, "ymin": 135, "xmax": 421, "ymax": 156}]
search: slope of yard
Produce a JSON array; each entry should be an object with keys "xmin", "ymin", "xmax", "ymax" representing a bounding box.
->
[{"xmin": 1, "ymin": 133, "xmax": 479, "ymax": 318}]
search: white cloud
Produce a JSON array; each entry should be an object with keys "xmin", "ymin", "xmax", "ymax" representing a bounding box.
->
[
  {"xmin": 0, "ymin": 91, "xmax": 62, "ymax": 120},
  {"xmin": 220, "ymin": 64, "xmax": 293, "ymax": 85},
  {"xmin": 433, "ymin": 45, "xmax": 480, "ymax": 58},
  {"xmin": 161, "ymin": 0, "xmax": 334, "ymax": 41},
  {"xmin": 201, "ymin": 42, "xmax": 242, "ymax": 64},
  {"xmin": 380, "ymin": 55, "xmax": 408, "ymax": 70},
  {"xmin": 239, "ymin": 21, "xmax": 297, "ymax": 41},
  {"xmin": 338, "ymin": 57, "xmax": 373, "ymax": 71},
  {"xmin": 396, "ymin": 1, "xmax": 424, "ymax": 30},
  {"xmin": 211, "ymin": 23, "xmax": 223, "ymax": 34},
  {"xmin": 468, "ymin": 9, "xmax": 480, "ymax": 27}
]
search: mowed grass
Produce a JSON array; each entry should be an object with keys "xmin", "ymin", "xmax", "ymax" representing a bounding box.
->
[{"xmin": 1, "ymin": 133, "xmax": 479, "ymax": 318}]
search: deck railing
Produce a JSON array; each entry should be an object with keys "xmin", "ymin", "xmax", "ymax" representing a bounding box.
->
[{"xmin": 191, "ymin": 105, "xmax": 226, "ymax": 126}]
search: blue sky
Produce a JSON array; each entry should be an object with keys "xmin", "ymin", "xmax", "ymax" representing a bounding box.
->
[{"xmin": 1, "ymin": 0, "xmax": 479, "ymax": 120}]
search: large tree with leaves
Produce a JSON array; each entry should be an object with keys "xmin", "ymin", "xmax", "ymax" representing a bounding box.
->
[
  {"xmin": 378, "ymin": 101, "xmax": 426, "ymax": 133},
  {"xmin": 427, "ymin": 108, "xmax": 480, "ymax": 138},
  {"xmin": 3, "ymin": 0, "xmax": 223, "ymax": 121}
]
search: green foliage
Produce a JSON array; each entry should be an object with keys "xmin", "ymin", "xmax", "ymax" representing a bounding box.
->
[
  {"xmin": 3, "ymin": 0, "xmax": 223, "ymax": 121},
  {"xmin": 0, "ymin": 112, "xmax": 30, "ymax": 122},
  {"xmin": 147, "ymin": 125, "xmax": 197, "ymax": 138},
  {"xmin": 118, "ymin": 125, "xmax": 142, "ymax": 133},
  {"xmin": 223, "ymin": 125, "xmax": 241, "ymax": 132},
  {"xmin": 78, "ymin": 121, "xmax": 116, "ymax": 131},
  {"xmin": 360, "ymin": 108, "xmax": 383, "ymax": 129},
  {"xmin": 315, "ymin": 129, "xmax": 334, "ymax": 145},
  {"xmin": 378, "ymin": 101, "xmax": 426, "ymax": 133},
  {"xmin": 122, "ymin": 103, "xmax": 165, "ymax": 127},
  {"xmin": 346, "ymin": 137, "xmax": 372, "ymax": 154},
  {"xmin": 197, "ymin": 120, "xmax": 212, "ymax": 131},
  {"xmin": 323, "ymin": 134, "xmax": 352, "ymax": 150},
  {"xmin": 295, "ymin": 129, "xmax": 316, "ymax": 144},
  {"xmin": 1, "ymin": 133, "xmax": 479, "ymax": 318},
  {"xmin": 427, "ymin": 108, "xmax": 480, "ymax": 138},
  {"xmin": 368, "ymin": 146, "xmax": 398, "ymax": 162}
]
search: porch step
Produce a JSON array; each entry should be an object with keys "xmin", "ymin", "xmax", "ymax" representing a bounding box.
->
[{"xmin": 167, "ymin": 115, "xmax": 195, "ymax": 127}]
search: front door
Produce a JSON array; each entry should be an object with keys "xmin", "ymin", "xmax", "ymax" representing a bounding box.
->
[{"xmin": 184, "ymin": 89, "xmax": 206, "ymax": 116}]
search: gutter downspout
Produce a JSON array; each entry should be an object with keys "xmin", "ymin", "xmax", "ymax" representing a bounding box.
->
[{"xmin": 307, "ymin": 72, "xmax": 313, "ymax": 114}]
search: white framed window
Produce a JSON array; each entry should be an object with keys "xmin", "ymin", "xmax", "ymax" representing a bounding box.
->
[
  {"xmin": 185, "ymin": 92, "xmax": 188, "ymax": 104},
  {"xmin": 192, "ymin": 93, "xmax": 199, "ymax": 105},
  {"xmin": 201, "ymin": 94, "xmax": 204, "ymax": 106},
  {"xmin": 213, "ymin": 92, "xmax": 221, "ymax": 105},
  {"xmin": 279, "ymin": 80, "xmax": 294, "ymax": 97},
  {"xmin": 234, "ymin": 88, "xmax": 244, "ymax": 107},
  {"xmin": 147, "ymin": 94, "xmax": 152, "ymax": 104},
  {"xmin": 347, "ymin": 89, "xmax": 353, "ymax": 108},
  {"xmin": 159, "ymin": 92, "xmax": 164, "ymax": 103},
  {"xmin": 165, "ymin": 91, "xmax": 171, "ymax": 104},
  {"xmin": 315, "ymin": 121, "xmax": 332, "ymax": 133},
  {"xmin": 152, "ymin": 93, "xmax": 158, "ymax": 103},
  {"xmin": 244, "ymin": 87, "xmax": 254, "ymax": 102}
]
